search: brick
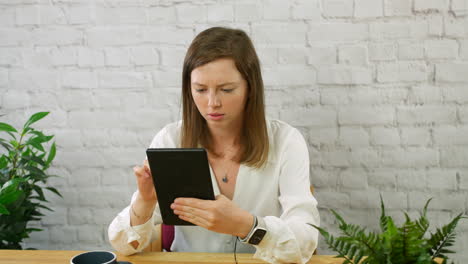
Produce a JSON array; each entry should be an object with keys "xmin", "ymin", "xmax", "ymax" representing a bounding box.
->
[
  {"xmin": 381, "ymin": 148, "xmax": 439, "ymax": 168},
  {"xmin": 263, "ymin": 0, "xmax": 289, "ymax": 20},
  {"xmin": 426, "ymin": 169, "xmax": 458, "ymax": 190},
  {"xmin": 407, "ymin": 85, "xmax": 442, "ymax": 104},
  {"xmin": 0, "ymin": 47, "xmax": 22, "ymax": 66},
  {"xmin": 441, "ymin": 147, "xmax": 468, "ymax": 167},
  {"xmin": 104, "ymin": 47, "xmax": 131, "ymax": 67},
  {"xmin": 291, "ymin": 0, "xmax": 321, "ymax": 20},
  {"xmin": 143, "ymin": 27, "xmax": 193, "ymax": 46},
  {"xmin": 339, "ymin": 127, "xmax": 370, "ymax": 146},
  {"xmin": 433, "ymin": 126, "xmax": 468, "ymax": 145},
  {"xmin": 159, "ymin": 46, "xmax": 185, "ymax": 67},
  {"xmin": 460, "ymin": 170, "xmax": 468, "ymax": 190},
  {"xmin": 29, "ymin": 110, "xmax": 67, "ymax": 129},
  {"xmin": 397, "ymin": 106, "xmax": 456, "ymax": 125},
  {"xmin": 16, "ymin": 5, "xmax": 39, "ymax": 25},
  {"xmin": 318, "ymin": 65, "xmax": 372, "ymax": 85},
  {"xmin": 370, "ymin": 21, "xmax": 428, "ymax": 40},
  {"xmin": 0, "ymin": 7, "xmax": 15, "ymax": 26},
  {"xmin": 58, "ymin": 90, "xmax": 92, "ymax": 111},
  {"xmin": 40, "ymin": 5, "xmax": 67, "ymax": 25},
  {"xmin": 270, "ymin": 88, "xmax": 319, "ymax": 107},
  {"xmin": 320, "ymin": 88, "xmax": 349, "ymax": 105},
  {"xmin": 207, "ymin": 4, "xmax": 234, "ymax": 22},
  {"xmin": 96, "ymin": 7, "xmax": 146, "ymax": 25},
  {"xmin": 384, "ymin": 0, "xmax": 412, "ymax": 16},
  {"xmin": 461, "ymin": 40, "xmax": 468, "ymax": 59},
  {"xmin": 77, "ymin": 225, "xmax": 104, "ymax": 243},
  {"xmin": 355, "ymin": 0, "xmax": 383, "ymax": 18},
  {"xmin": 129, "ymin": 46, "xmax": 158, "ymax": 66},
  {"xmin": 51, "ymin": 47, "xmax": 77, "ymax": 66},
  {"xmin": 322, "ymin": 0, "xmax": 353, "ymax": 17},
  {"xmin": 0, "ymin": 69, "xmax": 7, "ymax": 87},
  {"xmin": 451, "ymin": 0, "xmax": 468, "ymax": 16},
  {"xmin": 425, "ymin": 39, "xmax": 458, "ymax": 59},
  {"xmin": 307, "ymin": 46, "xmax": 336, "ymax": 65},
  {"xmin": 22, "ymin": 47, "xmax": 53, "ymax": 68},
  {"xmin": 10, "ymin": 70, "xmax": 60, "ymax": 91},
  {"xmin": 338, "ymin": 45, "xmax": 368, "ymax": 66},
  {"xmin": 316, "ymin": 190, "xmax": 350, "ymax": 209},
  {"xmin": 234, "ymin": 3, "xmax": 261, "ymax": 22},
  {"xmin": 311, "ymin": 168, "xmax": 339, "ymax": 188},
  {"xmin": 31, "ymin": 27, "xmax": 82, "ymax": 46},
  {"xmin": 2, "ymin": 90, "xmax": 30, "ymax": 109},
  {"xmin": 41, "ymin": 206, "xmax": 67, "ymax": 225},
  {"xmin": 50, "ymin": 226, "xmax": 78, "ymax": 243},
  {"xmin": 339, "ymin": 106, "xmax": 395, "ymax": 125},
  {"xmin": 278, "ymin": 46, "xmax": 308, "ymax": 65},
  {"xmin": 398, "ymin": 41, "xmax": 424, "ymax": 60},
  {"xmin": 444, "ymin": 17, "xmax": 468, "ymax": 38},
  {"xmin": 396, "ymin": 170, "xmax": 427, "ymax": 191},
  {"xmin": 176, "ymin": 5, "xmax": 206, "ymax": 23},
  {"xmin": 339, "ymin": 169, "xmax": 368, "ymax": 190},
  {"xmin": 443, "ymin": 85, "xmax": 468, "ymax": 103},
  {"xmin": 369, "ymin": 42, "xmax": 396, "ymax": 61},
  {"xmin": 263, "ymin": 66, "xmax": 316, "ymax": 86},
  {"xmin": 348, "ymin": 87, "xmax": 407, "ymax": 105},
  {"xmin": 414, "ymin": 0, "xmax": 449, "ymax": 12},
  {"xmin": 62, "ymin": 71, "xmax": 98, "ymax": 89},
  {"xmin": 308, "ymin": 128, "xmax": 338, "ymax": 146},
  {"xmin": 368, "ymin": 169, "xmax": 396, "ymax": 190},
  {"xmin": 68, "ymin": 111, "xmax": 120, "ymax": 129},
  {"xmin": 348, "ymin": 148, "xmax": 381, "ymax": 167},
  {"xmin": 308, "ymin": 23, "xmax": 368, "ymax": 42},
  {"xmin": 69, "ymin": 168, "xmax": 100, "ymax": 187},
  {"xmin": 0, "ymin": 28, "xmax": 30, "ymax": 46},
  {"xmin": 377, "ymin": 62, "xmax": 427, "ymax": 83},
  {"xmin": 409, "ymin": 192, "xmax": 465, "ymax": 210},
  {"xmin": 148, "ymin": 6, "xmax": 176, "ymax": 24},
  {"xmin": 370, "ymin": 127, "xmax": 400, "ymax": 146},
  {"xmin": 436, "ymin": 63, "xmax": 468, "ymax": 82},
  {"xmin": 64, "ymin": 5, "xmax": 94, "ymax": 25},
  {"xmin": 120, "ymin": 109, "xmax": 173, "ymax": 129},
  {"xmin": 461, "ymin": 106, "xmax": 468, "ymax": 124},
  {"xmin": 153, "ymin": 69, "xmax": 182, "ymax": 88},
  {"xmin": 78, "ymin": 47, "xmax": 105, "ymax": 68},
  {"xmin": 52, "ymin": 129, "xmax": 83, "ymax": 148},
  {"xmin": 350, "ymin": 190, "xmax": 407, "ymax": 209},
  {"xmin": 30, "ymin": 91, "xmax": 59, "ymax": 109},
  {"xmin": 253, "ymin": 23, "xmax": 307, "ymax": 44},
  {"xmin": 400, "ymin": 127, "xmax": 431, "ymax": 146},
  {"xmin": 428, "ymin": 15, "xmax": 443, "ymax": 36},
  {"xmin": 280, "ymin": 107, "xmax": 336, "ymax": 127},
  {"xmin": 87, "ymin": 27, "xmax": 143, "ymax": 46},
  {"xmin": 98, "ymin": 71, "xmax": 152, "ymax": 89}
]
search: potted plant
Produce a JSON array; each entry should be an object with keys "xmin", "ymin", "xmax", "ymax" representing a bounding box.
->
[
  {"xmin": 312, "ymin": 196, "xmax": 466, "ymax": 264},
  {"xmin": 0, "ymin": 112, "xmax": 62, "ymax": 249}
]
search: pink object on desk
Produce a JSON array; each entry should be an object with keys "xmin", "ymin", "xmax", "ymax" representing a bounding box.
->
[{"xmin": 161, "ymin": 224, "xmax": 174, "ymax": 252}]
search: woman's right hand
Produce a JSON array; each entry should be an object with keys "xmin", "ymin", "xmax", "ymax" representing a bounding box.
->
[{"xmin": 133, "ymin": 159, "xmax": 157, "ymax": 203}]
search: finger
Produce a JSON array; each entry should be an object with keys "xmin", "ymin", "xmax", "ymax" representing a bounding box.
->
[
  {"xmin": 175, "ymin": 209, "xmax": 211, "ymax": 228},
  {"xmin": 134, "ymin": 166, "xmax": 150, "ymax": 178},
  {"xmin": 174, "ymin": 197, "xmax": 211, "ymax": 210},
  {"xmin": 143, "ymin": 159, "xmax": 151, "ymax": 174},
  {"xmin": 172, "ymin": 203, "xmax": 212, "ymax": 220}
]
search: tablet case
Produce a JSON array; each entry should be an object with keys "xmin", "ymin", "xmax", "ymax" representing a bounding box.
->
[{"xmin": 146, "ymin": 148, "xmax": 215, "ymax": 225}]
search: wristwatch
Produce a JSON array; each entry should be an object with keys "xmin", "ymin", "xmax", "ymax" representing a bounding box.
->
[{"xmin": 239, "ymin": 216, "xmax": 267, "ymax": 245}]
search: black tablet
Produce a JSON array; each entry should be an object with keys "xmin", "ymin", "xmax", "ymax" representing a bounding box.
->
[{"xmin": 145, "ymin": 148, "xmax": 215, "ymax": 225}]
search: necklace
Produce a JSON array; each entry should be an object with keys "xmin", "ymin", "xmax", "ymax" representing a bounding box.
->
[{"xmin": 222, "ymin": 161, "xmax": 234, "ymax": 183}]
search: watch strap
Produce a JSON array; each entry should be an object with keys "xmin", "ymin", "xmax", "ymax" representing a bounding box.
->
[{"xmin": 239, "ymin": 215, "xmax": 257, "ymax": 243}]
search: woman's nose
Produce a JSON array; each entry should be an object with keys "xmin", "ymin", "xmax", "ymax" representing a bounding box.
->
[{"xmin": 208, "ymin": 92, "xmax": 221, "ymax": 107}]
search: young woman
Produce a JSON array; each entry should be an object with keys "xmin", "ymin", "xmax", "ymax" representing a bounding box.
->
[{"xmin": 108, "ymin": 27, "xmax": 320, "ymax": 264}]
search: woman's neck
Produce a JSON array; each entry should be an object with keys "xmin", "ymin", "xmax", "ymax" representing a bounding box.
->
[{"xmin": 207, "ymin": 121, "xmax": 243, "ymax": 155}]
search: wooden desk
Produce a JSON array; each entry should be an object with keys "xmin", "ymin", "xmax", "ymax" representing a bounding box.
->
[{"xmin": 0, "ymin": 250, "xmax": 345, "ymax": 264}]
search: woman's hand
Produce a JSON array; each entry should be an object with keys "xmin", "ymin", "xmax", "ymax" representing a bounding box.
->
[
  {"xmin": 171, "ymin": 194, "xmax": 254, "ymax": 238},
  {"xmin": 133, "ymin": 159, "xmax": 157, "ymax": 202}
]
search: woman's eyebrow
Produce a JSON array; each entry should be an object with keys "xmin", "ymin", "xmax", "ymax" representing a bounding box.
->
[{"xmin": 191, "ymin": 82, "xmax": 238, "ymax": 87}]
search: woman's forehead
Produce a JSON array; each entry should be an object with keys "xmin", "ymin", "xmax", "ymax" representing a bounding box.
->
[{"xmin": 191, "ymin": 58, "xmax": 243, "ymax": 83}]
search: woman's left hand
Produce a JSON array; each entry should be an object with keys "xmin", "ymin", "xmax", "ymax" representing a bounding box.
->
[{"xmin": 171, "ymin": 194, "xmax": 254, "ymax": 238}]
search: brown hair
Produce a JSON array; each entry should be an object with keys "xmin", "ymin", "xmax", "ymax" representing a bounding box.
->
[{"xmin": 180, "ymin": 27, "xmax": 269, "ymax": 169}]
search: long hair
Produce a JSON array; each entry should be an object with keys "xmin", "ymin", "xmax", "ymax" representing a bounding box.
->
[{"xmin": 181, "ymin": 27, "xmax": 269, "ymax": 168}]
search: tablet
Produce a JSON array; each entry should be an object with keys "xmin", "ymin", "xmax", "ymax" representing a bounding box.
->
[{"xmin": 146, "ymin": 148, "xmax": 215, "ymax": 225}]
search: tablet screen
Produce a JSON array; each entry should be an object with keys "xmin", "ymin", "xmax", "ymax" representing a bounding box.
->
[{"xmin": 146, "ymin": 148, "xmax": 215, "ymax": 225}]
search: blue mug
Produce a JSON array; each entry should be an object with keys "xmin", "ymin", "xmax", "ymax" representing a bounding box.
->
[{"xmin": 70, "ymin": 251, "xmax": 132, "ymax": 264}]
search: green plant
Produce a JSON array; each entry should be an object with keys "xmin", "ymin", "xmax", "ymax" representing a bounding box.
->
[
  {"xmin": 312, "ymin": 197, "xmax": 466, "ymax": 264},
  {"xmin": 0, "ymin": 112, "xmax": 62, "ymax": 249}
]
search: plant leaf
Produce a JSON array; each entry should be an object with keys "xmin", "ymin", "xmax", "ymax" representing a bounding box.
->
[
  {"xmin": 45, "ymin": 186, "xmax": 62, "ymax": 198},
  {"xmin": 0, "ymin": 122, "xmax": 18, "ymax": 133},
  {"xmin": 0, "ymin": 203, "xmax": 10, "ymax": 215},
  {"xmin": 46, "ymin": 142, "xmax": 56, "ymax": 166},
  {"xmin": 23, "ymin": 112, "xmax": 49, "ymax": 129}
]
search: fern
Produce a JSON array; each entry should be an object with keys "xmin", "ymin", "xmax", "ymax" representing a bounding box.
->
[{"xmin": 314, "ymin": 197, "xmax": 466, "ymax": 264}]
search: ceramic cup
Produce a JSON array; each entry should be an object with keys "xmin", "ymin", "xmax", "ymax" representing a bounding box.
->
[{"xmin": 70, "ymin": 251, "xmax": 131, "ymax": 264}]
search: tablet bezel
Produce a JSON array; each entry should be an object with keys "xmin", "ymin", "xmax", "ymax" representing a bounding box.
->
[{"xmin": 145, "ymin": 148, "xmax": 215, "ymax": 225}]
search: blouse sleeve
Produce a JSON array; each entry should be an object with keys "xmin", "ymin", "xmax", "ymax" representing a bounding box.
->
[
  {"xmin": 252, "ymin": 128, "xmax": 320, "ymax": 264},
  {"xmin": 108, "ymin": 126, "xmax": 171, "ymax": 255}
]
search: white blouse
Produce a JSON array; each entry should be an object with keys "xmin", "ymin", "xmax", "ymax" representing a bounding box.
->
[{"xmin": 108, "ymin": 119, "xmax": 320, "ymax": 264}]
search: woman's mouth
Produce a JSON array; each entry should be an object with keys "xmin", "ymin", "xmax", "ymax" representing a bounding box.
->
[{"xmin": 208, "ymin": 113, "xmax": 224, "ymax": 121}]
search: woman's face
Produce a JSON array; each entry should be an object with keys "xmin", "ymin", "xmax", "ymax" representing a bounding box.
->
[{"xmin": 190, "ymin": 58, "xmax": 248, "ymax": 129}]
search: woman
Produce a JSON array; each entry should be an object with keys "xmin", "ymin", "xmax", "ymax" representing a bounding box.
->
[{"xmin": 108, "ymin": 27, "xmax": 320, "ymax": 264}]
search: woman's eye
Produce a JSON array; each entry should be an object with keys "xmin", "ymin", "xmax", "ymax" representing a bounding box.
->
[
  {"xmin": 196, "ymin": 89, "xmax": 206, "ymax": 93},
  {"xmin": 222, "ymin": 89, "xmax": 234, "ymax": 93}
]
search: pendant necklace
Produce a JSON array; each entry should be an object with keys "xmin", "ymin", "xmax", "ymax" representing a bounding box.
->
[{"xmin": 222, "ymin": 161, "xmax": 234, "ymax": 183}]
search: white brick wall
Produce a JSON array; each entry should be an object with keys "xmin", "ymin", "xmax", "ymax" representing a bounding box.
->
[{"xmin": 1, "ymin": 0, "xmax": 467, "ymax": 262}]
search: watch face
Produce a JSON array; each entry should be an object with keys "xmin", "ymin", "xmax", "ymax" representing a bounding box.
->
[{"xmin": 248, "ymin": 229, "xmax": 267, "ymax": 245}]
